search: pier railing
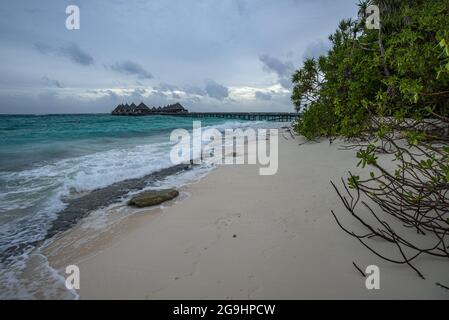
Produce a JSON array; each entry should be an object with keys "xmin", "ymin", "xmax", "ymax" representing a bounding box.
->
[{"xmin": 156, "ymin": 112, "xmax": 299, "ymax": 122}]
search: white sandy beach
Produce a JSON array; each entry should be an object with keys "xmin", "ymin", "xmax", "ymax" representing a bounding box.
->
[{"xmin": 44, "ymin": 131, "xmax": 449, "ymax": 299}]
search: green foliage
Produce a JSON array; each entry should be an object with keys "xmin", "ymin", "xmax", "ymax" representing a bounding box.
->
[
  {"xmin": 356, "ymin": 144, "xmax": 378, "ymax": 168},
  {"xmin": 404, "ymin": 130, "xmax": 426, "ymax": 146},
  {"xmin": 348, "ymin": 175, "xmax": 360, "ymax": 189},
  {"xmin": 292, "ymin": 0, "xmax": 449, "ymax": 139},
  {"xmin": 437, "ymin": 38, "xmax": 449, "ymax": 79},
  {"xmin": 301, "ymin": 3, "xmax": 449, "ymax": 275},
  {"xmin": 293, "ymin": 99, "xmax": 336, "ymax": 139}
]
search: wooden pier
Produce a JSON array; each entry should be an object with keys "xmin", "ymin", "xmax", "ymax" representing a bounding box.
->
[{"xmin": 157, "ymin": 112, "xmax": 299, "ymax": 122}]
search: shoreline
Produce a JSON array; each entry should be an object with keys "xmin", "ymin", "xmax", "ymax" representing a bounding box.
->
[
  {"xmin": 0, "ymin": 163, "xmax": 196, "ymax": 265},
  {"xmin": 42, "ymin": 130, "xmax": 449, "ymax": 299}
]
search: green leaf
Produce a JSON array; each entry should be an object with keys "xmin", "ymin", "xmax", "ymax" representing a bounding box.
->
[{"xmin": 348, "ymin": 175, "xmax": 360, "ymax": 189}]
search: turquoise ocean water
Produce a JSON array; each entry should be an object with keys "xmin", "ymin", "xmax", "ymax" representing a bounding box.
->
[{"xmin": 0, "ymin": 114, "xmax": 279, "ymax": 298}]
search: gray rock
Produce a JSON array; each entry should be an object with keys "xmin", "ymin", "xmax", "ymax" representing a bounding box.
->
[{"xmin": 128, "ymin": 189, "xmax": 179, "ymax": 208}]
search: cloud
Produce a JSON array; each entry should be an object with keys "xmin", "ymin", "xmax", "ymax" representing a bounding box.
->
[
  {"xmin": 154, "ymin": 82, "xmax": 209, "ymax": 98},
  {"xmin": 128, "ymin": 88, "xmax": 149, "ymax": 101},
  {"xmin": 183, "ymin": 85, "xmax": 206, "ymax": 96},
  {"xmin": 110, "ymin": 60, "xmax": 153, "ymax": 79},
  {"xmin": 279, "ymin": 77, "xmax": 293, "ymax": 90},
  {"xmin": 259, "ymin": 54, "xmax": 294, "ymax": 78},
  {"xmin": 302, "ymin": 40, "xmax": 331, "ymax": 60},
  {"xmin": 156, "ymin": 82, "xmax": 180, "ymax": 92},
  {"xmin": 158, "ymin": 83, "xmax": 206, "ymax": 97},
  {"xmin": 204, "ymin": 79, "xmax": 229, "ymax": 100},
  {"xmin": 105, "ymin": 89, "xmax": 119, "ymax": 99},
  {"xmin": 233, "ymin": 0, "xmax": 249, "ymax": 16},
  {"xmin": 59, "ymin": 43, "xmax": 94, "ymax": 66},
  {"xmin": 41, "ymin": 76, "xmax": 63, "ymax": 88},
  {"xmin": 2, "ymin": 1, "xmax": 357, "ymax": 113},
  {"xmin": 34, "ymin": 42, "xmax": 94, "ymax": 66},
  {"xmin": 259, "ymin": 54, "xmax": 295, "ymax": 89},
  {"xmin": 34, "ymin": 42, "xmax": 55, "ymax": 55},
  {"xmin": 255, "ymin": 91, "xmax": 272, "ymax": 101}
]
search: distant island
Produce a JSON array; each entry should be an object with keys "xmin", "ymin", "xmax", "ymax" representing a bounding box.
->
[{"xmin": 111, "ymin": 102, "xmax": 188, "ymax": 116}]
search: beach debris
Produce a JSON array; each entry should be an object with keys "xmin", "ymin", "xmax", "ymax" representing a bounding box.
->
[{"xmin": 128, "ymin": 189, "xmax": 179, "ymax": 208}]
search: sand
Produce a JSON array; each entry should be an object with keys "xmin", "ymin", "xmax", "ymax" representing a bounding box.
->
[{"xmin": 44, "ymin": 131, "xmax": 449, "ymax": 299}]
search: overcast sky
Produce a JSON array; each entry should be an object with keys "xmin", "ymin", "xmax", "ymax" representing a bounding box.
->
[{"xmin": 0, "ymin": 0, "xmax": 357, "ymax": 114}]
